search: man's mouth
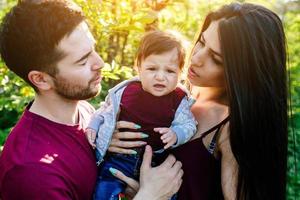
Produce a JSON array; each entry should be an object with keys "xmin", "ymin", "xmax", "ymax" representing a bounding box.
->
[{"xmin": 92, "ymin": 75, "xmax": 102, "ymax": 84}]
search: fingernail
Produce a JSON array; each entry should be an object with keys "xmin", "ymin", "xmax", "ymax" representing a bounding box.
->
[
  {"xmin": 109, "ymin": 167, "xmax": 117, "ymax": 176},
  {"xmin": 131, "ymin": 150, "xmax": 137, "ymax": 154},
  {"xmin": 134, "ymin": 124, "xmax": 141, "ymax": 129},
  {"xmin": 141, "ymin": 133, "xmax": 149, "ymax": 138}
]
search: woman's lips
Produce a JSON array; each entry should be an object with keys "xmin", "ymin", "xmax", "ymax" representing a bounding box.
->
[{"xmin": 188, "ymin": 67, "xmax": 198, "ymax": 77}]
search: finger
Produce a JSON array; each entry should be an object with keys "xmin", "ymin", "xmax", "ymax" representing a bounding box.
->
[
  {"xmin": 110, "ymin": 138, "xmax": 146, "ymax": 148},
  {"xmin": 172, "ymin": 160, "xmax": 183, "ymax": 172},
  {"xmin": 160, "ymin": 154, "xmax": 176, "ymax": 169},
  {"xmin": 90, "ymin": 132, "xmax": 96, "ymax": 142},
  {"xmin": 153, "ymin": 127, "xmax": 169, "ymax": 134},
  {"xmin": 116, "ymin": 121, "xmax": 141, "ymax": 130},
  {"xmin": 173, "ymin": 169, "xmax": 184, "ymax": 192},
  {"xmin": 87, "ymin": 139, "xmax": 94, "ymax": 147},
  {"xmin": 110, "ymin": 168, "xmax": 139, "ymax": 191},
  {"xmin": 174, "ymin": 176, "xmax": 183, "ymax": 193},
  {"xmin": 108, "ymin": 146, "xmax": 138, "ymax": 154},
  {"xmin": 163, "ymin": 142, "xmax": 173, "ymax": 149},
  {"xmin": 124, "ymin": 187, "xmax": 137, "ymax": 200},
  {"xmin": 161, "ymin": 132, "xmax": 171, "ymax": 140},
  {"xmin": 88, "ymin": 141, "xmax": 96, "ymax": 149},
  {"xmin": 113, "ymin": 131, "xmax": 148, "ymax": 139},
  {"xmin": 140, "ymin": 145, "xmax": 153, "ymax": 171}
]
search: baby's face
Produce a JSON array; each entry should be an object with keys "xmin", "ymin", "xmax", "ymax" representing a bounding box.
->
[{"xmin": 138, "ymin": 48, "xmax": 181, "ymax": 97}]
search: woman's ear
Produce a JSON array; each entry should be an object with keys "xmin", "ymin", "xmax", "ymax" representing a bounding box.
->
[{"xmin": 27, "ymin": 70, "xmax": 53, "ymax": 91}]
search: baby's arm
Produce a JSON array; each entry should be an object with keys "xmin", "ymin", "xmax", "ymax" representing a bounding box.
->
[
  {"xmin": 154, "ymin": 127, "xmax": 177, "ymax": 149},
  {"xmin": 85, "ymin": 105, "xmax": 105, "ymax": 148},
  {"xmin": 170, "ymin": 96, "xmax": 197, "ymax": 147}
]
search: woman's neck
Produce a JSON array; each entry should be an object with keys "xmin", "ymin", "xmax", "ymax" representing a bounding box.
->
[{"xmin": 192, "ymin": 86, "xmax": 228, "ymax": 105}]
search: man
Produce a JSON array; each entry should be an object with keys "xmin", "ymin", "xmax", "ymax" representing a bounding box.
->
[{"xmin": 0, "ymin": 0, "xmax": 182, "ymax": 199}]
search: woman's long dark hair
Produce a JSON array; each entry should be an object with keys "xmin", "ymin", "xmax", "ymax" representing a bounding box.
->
[{"xmin": 199, "ymin": 3, "xmax": 288, "ymax": 199}]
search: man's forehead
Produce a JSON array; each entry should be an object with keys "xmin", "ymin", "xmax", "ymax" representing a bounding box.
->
[{"xmin": 57, "ymin": 22, "xmax": 95, "ymax": 56}]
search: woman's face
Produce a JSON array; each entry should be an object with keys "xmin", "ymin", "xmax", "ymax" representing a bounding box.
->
[{"xmin": 188, "ymin": 20, "xmax": 225, "ymax": 87}]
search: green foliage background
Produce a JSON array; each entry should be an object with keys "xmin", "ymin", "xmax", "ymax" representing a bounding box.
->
[{"xmin": 0, "ymin": 0, "xmax": 299, "ymax": 198}]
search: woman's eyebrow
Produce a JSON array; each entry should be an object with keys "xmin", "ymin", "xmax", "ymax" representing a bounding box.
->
[{"xmin": 202, "ymin": 35, "xmax": 223, "ymax": 59}]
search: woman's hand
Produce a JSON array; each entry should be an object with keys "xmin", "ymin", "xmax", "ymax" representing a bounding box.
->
[
  {"xmin": 110, "ymin": 169, "xmax": 139, "ymax": 200},
  {"xmin": 112, "ymin": 145, "xmax": 183, "ymax": 200},
  {"xmin": 108, "ymin": 121, "xmax": 147, "ymax": 154}
]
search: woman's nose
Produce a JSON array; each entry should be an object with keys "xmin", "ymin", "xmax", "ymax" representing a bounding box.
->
[{"xmin": 191, "ymin": 48, "xmax": 205, "ymax": 67}]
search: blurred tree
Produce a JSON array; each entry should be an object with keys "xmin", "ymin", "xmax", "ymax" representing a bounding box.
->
[{"xmin": 0, "ymin": 0, "xmax": 299, "ymax": 198}]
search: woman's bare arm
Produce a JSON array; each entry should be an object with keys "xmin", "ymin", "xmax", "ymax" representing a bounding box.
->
[{"xmin": 218, "ymin": 124, "xmax": 238, "ymax": 200}]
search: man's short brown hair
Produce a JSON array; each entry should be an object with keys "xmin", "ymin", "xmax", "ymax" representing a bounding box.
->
[{"xmin": 0, "ymin": 0, "xmax": 85, "ymax": 90}]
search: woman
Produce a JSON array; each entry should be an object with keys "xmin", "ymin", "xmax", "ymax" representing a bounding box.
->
[{"xmin": 109, "ymin": 3, "xmax": 288, "ymax": 199}]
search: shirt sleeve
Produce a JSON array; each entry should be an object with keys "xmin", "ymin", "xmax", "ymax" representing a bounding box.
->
[
  {"xmin": 171, "ymin": 96, "xmax": 198, "ymax": 147},
  {"xmin": 86, "ymin": 98, "xmax": 110, "ymax": 132},
  {"xmin": 1, "ymin": 164, "xmax": 73, "ymax": 200}
]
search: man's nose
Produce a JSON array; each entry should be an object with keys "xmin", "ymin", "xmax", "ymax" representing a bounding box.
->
[{"xmin": 92, "ymin": 51, "xmax": 104, "ymax": 71}]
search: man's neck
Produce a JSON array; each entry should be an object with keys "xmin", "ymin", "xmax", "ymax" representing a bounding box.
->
[{"xmin": 29, "ymin": 93, "xmax": 80, "ymax": 125}]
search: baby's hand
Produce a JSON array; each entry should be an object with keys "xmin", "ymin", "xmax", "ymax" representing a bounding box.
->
[
  {"xmin": 85, "ymin": 128, "xmax": 97, "ymax": 149},
  {"xmin": 153, "ymin": 127, "xmax": 177, "ymax": 149}
]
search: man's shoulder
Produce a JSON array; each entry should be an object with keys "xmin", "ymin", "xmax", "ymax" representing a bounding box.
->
[
  {"xmin": 78, "ymin": 100, "xmax": 95, "ymax": 128},
  {"xmin": 78, "ymin": 100, "xmax": 95, "ymax": 114}
]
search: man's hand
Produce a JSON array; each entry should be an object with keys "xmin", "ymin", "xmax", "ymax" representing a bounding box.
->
[
  {"xmin": 154, "ymin": 127, "xmax": 177, "ymax": 149},
  {"xmin": 112, "ymin": 145, "xmax": 183, "ymax": 200},
  {"xmin": 85, "ymin": 128, "xmax": 96, "ymax": 148},
  {"xmin": 135, "ymin": 145, "xmax": 183, "ymax": 200}
]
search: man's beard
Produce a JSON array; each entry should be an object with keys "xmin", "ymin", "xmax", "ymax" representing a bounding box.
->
[{"xmin": 53, "ymin": 76, "xmax": 100, "ymax": 100}]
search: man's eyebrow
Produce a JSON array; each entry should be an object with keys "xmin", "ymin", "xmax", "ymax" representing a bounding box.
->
[
  {"xmin": 201, "ymin": 35, "xmax": 223, "ymax": 59},
  {"xmin": 74, "ymin": 50, "xmax": 92, "ymax": 64}
]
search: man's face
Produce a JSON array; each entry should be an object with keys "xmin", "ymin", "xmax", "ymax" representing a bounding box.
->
[{"xmin": 52, "ymin": 22, "xmax": 104, "ymax": 100}]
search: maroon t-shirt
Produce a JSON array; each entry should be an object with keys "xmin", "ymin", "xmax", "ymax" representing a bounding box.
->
[
  {"xmin": 0, "ymin": 101, "xmax": 97, "ymax": 200},
  {"xmin": 118, "ymin": 82, "xmax": 186, "ymax": 150}
]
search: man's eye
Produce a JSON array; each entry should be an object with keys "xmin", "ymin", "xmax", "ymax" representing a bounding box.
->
[{"xmin": 79, "ymin": 60, "xmax": 88, "ymax": 66}]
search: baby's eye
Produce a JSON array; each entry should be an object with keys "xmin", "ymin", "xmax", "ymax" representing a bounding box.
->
[
  {"xmin": 147, "ymin": 67, "xmax": 156, "ymax": 71},
  {"xmin": 167, "ymin": 69, "xmax": 175, "ymax": 73}
]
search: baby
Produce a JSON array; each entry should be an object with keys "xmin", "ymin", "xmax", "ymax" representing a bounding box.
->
[{"xmin": 86, "ymin": 30, "xmax": 197, "ymax": 200}]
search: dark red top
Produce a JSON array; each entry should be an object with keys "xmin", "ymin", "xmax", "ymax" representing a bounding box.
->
[
  {"xmin": 118, "ymin": 82, "xmax": 185, "ymax": 150},
  {"xmin": 0, "ymin": 101, "xmax": 97, "ymax": 200},
  {"xmin": 172, "ymin": 117, "xmax": 229, "ymax": 200}
]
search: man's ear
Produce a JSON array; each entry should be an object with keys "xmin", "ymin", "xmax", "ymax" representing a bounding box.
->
[{"xmin": 27, "ymin": 71, "xmax": 53, "ymax": 91}]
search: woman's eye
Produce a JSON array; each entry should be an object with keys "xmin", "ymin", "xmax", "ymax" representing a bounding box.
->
[
  {"xmin": 212, "ymin": 57, "xmax": 223, "ymax": 65},
  {"xmin": 147, "ymin": 67, "xmax": 156, "ymax": 71},
  {"xmin": 199, "ymin": 40, "xmax": 205, "ymax": 47}
]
